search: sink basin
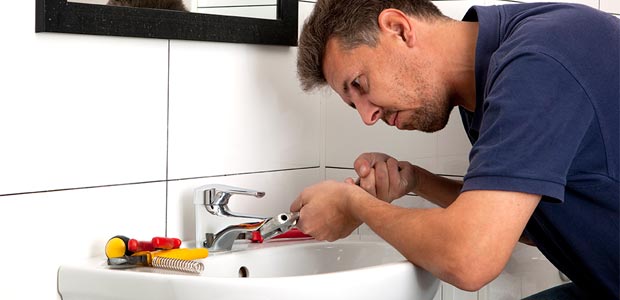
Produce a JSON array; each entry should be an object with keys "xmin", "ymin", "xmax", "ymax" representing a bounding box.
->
[{"xmin": 58, "ymin": 239, "xmax": 439, "ymax": 300}]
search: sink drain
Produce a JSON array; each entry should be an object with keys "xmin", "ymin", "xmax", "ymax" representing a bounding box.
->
[{"xmin": 238, "ymin": 266, "xmax": 250, "ymax": 278}]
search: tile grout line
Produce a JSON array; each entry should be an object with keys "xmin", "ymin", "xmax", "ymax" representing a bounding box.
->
[
  {"xmin": 0, "ymin": 167, "xmax": 322, "ymax": 198},
  {"xmin": 165, "ymin": 40, "xmax": 171, "ymax": 237},
  {"xmin": 0, "ymin": 180, "xmax": 169, "ymax": 198}
]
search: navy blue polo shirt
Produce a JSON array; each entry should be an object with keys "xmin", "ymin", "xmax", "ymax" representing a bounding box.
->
[{"xmin": 459, "ymin": 3, "xmax": 619, "ymax": 298}]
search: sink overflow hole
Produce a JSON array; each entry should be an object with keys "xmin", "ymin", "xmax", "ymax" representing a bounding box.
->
[{"xmin": 238, "ymin": 266, "xmax": 250, "ymax": 278}]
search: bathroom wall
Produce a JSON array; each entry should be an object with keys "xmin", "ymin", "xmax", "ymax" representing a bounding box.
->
[
  {"xmin": 1, "ymin": 2, "xmax": 318, "ymax": 299},
  {"xmin": 0, "ymin": 1, "xmax": 616, "ymax": 300}
]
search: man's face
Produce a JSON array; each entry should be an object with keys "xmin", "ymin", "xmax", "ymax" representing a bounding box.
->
[{"xmin": 322, "ymin": 37, "xmax": 452, "ymax": 132}]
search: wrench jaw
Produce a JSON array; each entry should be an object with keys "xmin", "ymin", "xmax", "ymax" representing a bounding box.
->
[{"xmin": 259, "ymin": 212, "xmax": 299, "ymax": 241}]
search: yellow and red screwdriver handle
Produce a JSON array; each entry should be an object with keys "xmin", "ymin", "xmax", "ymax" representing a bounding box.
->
[{"xmin": 105, "ymin": 235, "xmax": 182, "ymax": 258}]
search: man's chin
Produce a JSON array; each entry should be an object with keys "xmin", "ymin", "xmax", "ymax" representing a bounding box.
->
[{"xmin": 398, "ymin": 121, "xmax": 447, "ymax": 132}]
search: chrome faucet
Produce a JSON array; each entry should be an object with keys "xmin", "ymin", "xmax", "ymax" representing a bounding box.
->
[{"xmin": 193, "ymin": 184, "xmax": 298, "ymax": 252}]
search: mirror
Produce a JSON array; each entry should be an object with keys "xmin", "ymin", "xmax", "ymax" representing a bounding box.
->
[
  {"xmin": 67, "ymin": 0, "xmax": 280, "ymax": 20},
  {"xmin": 35, "ymin": 0, "xmax": 298, "ymax": 46}
]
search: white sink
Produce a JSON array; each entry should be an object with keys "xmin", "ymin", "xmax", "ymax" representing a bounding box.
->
[{"xmin": 58, "ymin": 238, "xmax": 439, "ymax": 300}]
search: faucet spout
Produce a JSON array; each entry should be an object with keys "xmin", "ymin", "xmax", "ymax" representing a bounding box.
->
[
  {"xmin": 203, "ymin": 212, "xmax": 300, "ymax": 251},
  {"xmin": 203, "ymin": 220, "xmax": 267, "ymax": 251},
  {"xmin": 194, "ymin": 184, "xmax": 271, "ymax": 252}
]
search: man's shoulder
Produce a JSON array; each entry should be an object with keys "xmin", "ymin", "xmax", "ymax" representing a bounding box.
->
[
  {"xmin": 490, "ymin": 3, "xmax": 618, "ymax": 82},
  {"xmin": 498, "ymin": 2, "xmax": 617, "ymax": 41}
]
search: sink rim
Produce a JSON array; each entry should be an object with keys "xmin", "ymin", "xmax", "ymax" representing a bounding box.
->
[
  {"xmin": 198, "ymin": 238, "xmax": 411, "ymax": 278},
  {"xmin": 57, "ymin": 238, "xmax": 440, "ymax": 300}
]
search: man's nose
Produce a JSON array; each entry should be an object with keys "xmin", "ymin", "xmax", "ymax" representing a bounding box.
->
[{"xmin": 355, "ymin": 99, "xmax": 382, "ymax": 126}]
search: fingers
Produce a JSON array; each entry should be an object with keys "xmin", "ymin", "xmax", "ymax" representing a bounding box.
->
[
  {"xmin": 359, "ymin": 168, "xmax": 377, "ymax": 197},
  {"xmin": 344, "ymin": 177, "xmax": 356, "ymax": 185},
  {"xmin": 374, "ymin": 160, "xmax": 389, "ymax": 200},
  {"xmin": 397, "ymin": 161, "xmax": 416, "ymax": 192},
  {"xmin": 353, "ymin": 152, "xmax": 407, "ymax": 201},
  {"xmin": 290, "ymin": 193, "xmax": 304, "ymax": 212},
  {"xmin": 354, "ymin": 152, "xmax": 389, "ymax": 178},
  {"xmin": 387, "ymin": 157, "xmax": 402, "ymax": 197},
  {"xmin": 291, "ymin": 181, "xmax": 362, "ymax": 242},
  {"xmin": 353, "ymin": 154, "xmax": 372, "ymax": 178}
]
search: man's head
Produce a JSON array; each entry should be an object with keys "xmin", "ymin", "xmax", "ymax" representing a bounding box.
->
[
  {"xmin": 297, "ymin": 0, "xmax": 455, "ymax": 132},
  {"xmin": 297, "ymin": 0, "xmax": 444, "ymax": 91}
]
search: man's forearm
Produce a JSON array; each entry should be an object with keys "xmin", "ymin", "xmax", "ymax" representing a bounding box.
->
[{"xmin": 411, "ymin": 165, "xmax": 463, "ymax": 208}]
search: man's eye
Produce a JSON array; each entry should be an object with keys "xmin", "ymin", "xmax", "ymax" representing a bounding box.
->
[{"xmin": 352, "ymin": 77, "xmax": 361, "ymax": 89}]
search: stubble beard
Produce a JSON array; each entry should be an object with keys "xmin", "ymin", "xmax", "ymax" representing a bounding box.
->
[
  {"xmin": 396, "ymin": 77, "xmax": 452, "ymax": 133},
  {"xmin": 389, "ymin": 55, "xmax": 452, "ymax": 132}
]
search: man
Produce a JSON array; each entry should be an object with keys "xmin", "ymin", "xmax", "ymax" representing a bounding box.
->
[{"xmin": 291, "ymin": 0, "xmax": 619, "ymax": 299}]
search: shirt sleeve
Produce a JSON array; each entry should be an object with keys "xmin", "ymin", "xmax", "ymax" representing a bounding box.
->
[{"xmin": 462, "ymin": 51, "xmax": 594, "ymax": 202}]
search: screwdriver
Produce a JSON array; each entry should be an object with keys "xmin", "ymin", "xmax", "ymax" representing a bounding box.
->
[
  {"xmin": 107, "ymin": 248, "xmax": 209, "ymax": 274},
  {"xmin": 105, "ymin": 235, "xmax": 182, "ymax": 258}
]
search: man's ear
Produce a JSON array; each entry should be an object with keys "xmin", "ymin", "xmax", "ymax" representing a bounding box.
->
[{"xmin": 377, "ymin": 9, "xmax": 416, "ymax": 47}]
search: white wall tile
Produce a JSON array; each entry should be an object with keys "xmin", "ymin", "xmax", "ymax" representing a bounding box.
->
[
  {"xmin": 433, "ymin": 0, "xmax": 486, "ymax": 19},
  {"xmin": 167, "ymin": 168, "xmax": 322, "ymax": 241},
  {"xmin": 299, "ymin": 0, "xmax": 317, "ymax": 33},
  {"xmin": 324, "ymin": 167, "xmax": 357, "ymax": 183},
  {"xmin": 0, "ymin": 2, "xmax": 168, "ymax": 196},
  {"xmin": 484, "ymin": 0, "xmax": 519, "ymax": 6},
  {"xmin": 436, "ymin": 110, "xmax": 471, "ymax": 175},
  {"xmin": 515, "ymin": 0, "xmax": 599, "ymax": 9},
  {"xmin": 167, "ymin": 40, "xmax": 321, "ymax": 179},
  {"xmin": 441, "ymin": 282, "xmax": 480, "ymax": 300},
  {"xmin": 324, "ymin": 89, "xmax": 439, "ymax": 172},
  {"xmin": 299, "ymin": 0, "xmax": 328, "ymax": 174},
  {"xmin": 0, "ymin": 182, "xmax": 166, "ymax": 300},
  {"xmin": 601, "ymin": 0, "xmax": 620, "ymax": 14}
]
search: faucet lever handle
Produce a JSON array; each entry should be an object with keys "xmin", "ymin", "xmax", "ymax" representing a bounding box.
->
[{"xmin": 194, "ymin": 184, "xmax": 268, "ymax": 219}]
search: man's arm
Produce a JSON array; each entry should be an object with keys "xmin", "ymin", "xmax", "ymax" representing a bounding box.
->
[
  {"xmin": 352, "ymin": 152, "xmax": 463, "ymax": 207},
  {"xmin": 355, "ymin": 152, "xmax": 538, "ymax": 246},
  {"xmin": 293, "ymin": 150, "xmax": 541, "ymax": 290},
  {"xmin": 349, "ymin": 188, "xmax": 540, "ymax": 291},
  {"xmin": 409, "ymin": 164, "xmax": 463, "ymax": 208},
  {"xmin": 292, "ymin": 181, "xmax": 540, "ymax": 291}
]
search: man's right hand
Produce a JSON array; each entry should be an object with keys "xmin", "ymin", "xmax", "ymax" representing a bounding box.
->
[{"xmin": 351, "ymin": 152, "xmax": 417, "ymax": 202}]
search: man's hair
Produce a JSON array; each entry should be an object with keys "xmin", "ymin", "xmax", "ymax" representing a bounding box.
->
[{"xmin": 297, "ymin": 0, "xmax": 445, "ymax": 91}]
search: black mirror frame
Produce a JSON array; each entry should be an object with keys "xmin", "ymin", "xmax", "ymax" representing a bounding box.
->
[{"xmin": 35, "ymin": 0, "xmax": 298, "ymax": 46}]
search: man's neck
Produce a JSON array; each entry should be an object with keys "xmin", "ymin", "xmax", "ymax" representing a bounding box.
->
[{"xmin": 420, "ymin": 19, "xmax": 478, "ymax": 112}]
